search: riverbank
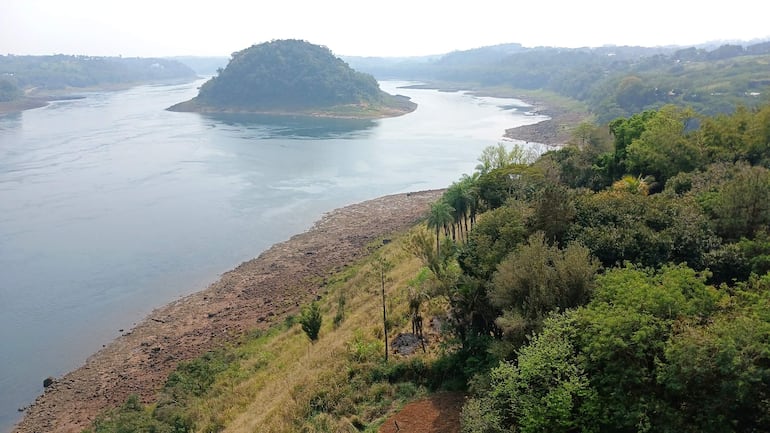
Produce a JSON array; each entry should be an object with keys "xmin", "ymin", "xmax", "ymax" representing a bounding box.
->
[
  {"xmin": 399, "ymin": 82, "xmax": 592, "ymax": 146},
  {"xmin": 0, "ymin": 98, "xmax": 48, "ymax": 116},
  {"xmin": 13, "ymin": 189, "xmax": 442, "ymax": 433},
  {"xmin": 472, "ymin": 88, "xmax": 592, "ymax": 146},
  {"xmin": 167, "ymin": 93, "xmax": 417, "ymax": 120},
  {"xmin": 0, "ymin": 78, "xmax": 201, "ymax": 116},
  {"xmin": 503, "ymin": 103, "xmax": 590, "ymax": 146}
]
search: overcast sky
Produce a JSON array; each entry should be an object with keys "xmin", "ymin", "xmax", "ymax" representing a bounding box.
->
[{"xmin": 1, "ymin": 0, "xmax": 768, "ymax": 58}]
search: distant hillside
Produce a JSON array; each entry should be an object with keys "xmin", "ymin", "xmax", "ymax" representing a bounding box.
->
[
  {"xmin": 0, "ymin": 55, "xmax": 197, "ymax": 91},
  {"xmin": 169, "ymin": 40, "xmax": 416, "ymax": 118},
  {"xmin": 170, "ymin": 56, "xmax": 229, "ymax": 76},
  {"xmin": 346, "ymin": 41, "xmax": 770, "ymax": 123}
]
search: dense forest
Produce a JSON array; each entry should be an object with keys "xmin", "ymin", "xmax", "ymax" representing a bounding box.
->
[
  {"xmin": 185, "ymin": 40, "xmax": 396, "ymax": 111},
  {"xmin": 0, "ymin": 55, "xmax": 197, "ymax": 97},
  {"xmin": 347, "ymin": 41, "xmax": 770, "ymax": 123},
  {"xmin": 424, "ymin": 103, "xmax": 770, "ymax": 432}
]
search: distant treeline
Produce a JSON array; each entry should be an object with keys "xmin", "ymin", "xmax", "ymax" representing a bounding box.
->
[
  {"xmin": 168, "ymin": 56, "xmax": 228, "ymax": 76},
  {"xmin": 347, "ymin": 41, "xmax": 770, "ymax": 123},
  {"xmin": 0, "ymin": 55, "xmax": 197, "ymax": 100}
]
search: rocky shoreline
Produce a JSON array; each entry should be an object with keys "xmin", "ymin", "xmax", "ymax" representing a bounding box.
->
[
  {"xmin": 503, "ymin": 102, "xmax": 589, "ymax": 146},
  {"xmin": 398, "ymin": 82, "xmax": 589, "ymax": 147},
  {"xmin": 0, "ymin": 98, "xmax": 49, "ymax": 116},
  {"xmin": 12, "ymin": 190, "xmax": 442, "ymax": 433},
  {"xmin": 166, "ymin": 96, "xmax": 417, "ymax": 120}
]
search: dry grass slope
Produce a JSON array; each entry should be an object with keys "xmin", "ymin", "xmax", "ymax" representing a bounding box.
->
[{"xmin": 184, "ymin": 227, "xmax": 452, "ymax": 433}]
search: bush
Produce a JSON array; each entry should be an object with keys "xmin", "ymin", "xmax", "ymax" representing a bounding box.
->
[{"xmin": 300, "ymin": 302, "xmax": 323, "ymax": 342}]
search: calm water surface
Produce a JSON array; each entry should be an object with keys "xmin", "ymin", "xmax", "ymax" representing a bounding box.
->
[{"xmin": 0, "ymin": 80, "xmax": 547, "ymax": 430}]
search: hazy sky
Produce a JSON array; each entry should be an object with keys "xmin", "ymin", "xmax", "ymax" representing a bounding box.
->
[{"xmin": 2, "ymin": 0, "xmax": 768, "ymax": 58}]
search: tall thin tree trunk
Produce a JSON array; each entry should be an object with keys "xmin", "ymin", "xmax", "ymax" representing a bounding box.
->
[
  {"xmin": 435, "ymin": 227, "xmax": 440, "ymax": 256},
  {"xmin": 380, "ymin": 263, "xmax": 388, "ymax": 363}
]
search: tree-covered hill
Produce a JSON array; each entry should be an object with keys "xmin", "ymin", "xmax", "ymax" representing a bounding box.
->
[
  {"xmin": 0, "ymin": 55, "xmax": 197, "ymax": 92},
  {"xmin": 169, "ymin": 39, "xmax": 416, "ymax": 118},
  {"xmin": 347, "ymin": 41, "xmax": 770, "ymax": 123}
]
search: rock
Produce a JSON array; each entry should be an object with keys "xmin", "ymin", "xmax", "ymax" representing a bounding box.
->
[
  {"xmin": 43, "ymin": 377, "xmax": 55, "ymax": 388},
  {"xmin": 391, "ymin": 333, "xmax": 425, "ymax": 356}
]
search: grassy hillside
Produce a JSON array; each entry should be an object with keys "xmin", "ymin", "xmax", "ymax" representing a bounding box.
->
[{"xmin": 85, "ymin": 227, "xmax": 457, "ymax": 433}]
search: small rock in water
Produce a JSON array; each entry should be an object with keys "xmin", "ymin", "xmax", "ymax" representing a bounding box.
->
[{"xmin": 43, "ymin": 376, "xmax": 55, "ymax": 388}]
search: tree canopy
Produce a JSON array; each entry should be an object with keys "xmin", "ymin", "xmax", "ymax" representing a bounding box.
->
[{"xmin": 195, "ymin": 40, "xmax": 386, "ymax": 110}]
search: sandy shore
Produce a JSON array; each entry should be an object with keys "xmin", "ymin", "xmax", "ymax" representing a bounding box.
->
[
  {"xmin": 0, "ymin": 98, "xmax": 49, "ymax": 116},
  {"xmin": 13, "ymin": 190, "xmax": 442, "ymax": 433},
  {"xmin": 503, "ymin": 102, "xmax": 589, "ymax": 146},
  {"xmin": 398, "ymin": 83, "xmax": 589, "ymax": 147}
]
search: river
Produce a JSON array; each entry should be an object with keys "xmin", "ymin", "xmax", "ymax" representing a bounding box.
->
[{"xmin": 0, "ymin": 79, "xmax": 547, "ymax": 431}]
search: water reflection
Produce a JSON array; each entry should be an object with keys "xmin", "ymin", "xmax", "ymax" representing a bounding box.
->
[
  {"xmin": 201, "ymin": 112, "xmax": 377, "ymax": 140},
  {"xmin": 0, "ymin": 112, "xmax": 22, "ymax": 132}
]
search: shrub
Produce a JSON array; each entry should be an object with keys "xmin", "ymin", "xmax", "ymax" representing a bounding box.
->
[{"xmin": 300, "ymin": 302, "xmax": 323, "ymax": 342}]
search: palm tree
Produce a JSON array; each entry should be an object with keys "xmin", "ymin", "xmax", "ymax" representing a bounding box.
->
[
  {"xmin": 427, "ymin": 200, "xmax": 454, "ymax": 256},
  {"xmin": 443, "ymin": 184, "xmax": 465, "ymax": 242},
  {"xmin": 459, "ymin": 173, "xmax": 481, "ymax": 232}
]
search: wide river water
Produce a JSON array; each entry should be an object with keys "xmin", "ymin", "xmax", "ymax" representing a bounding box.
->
[{"xmin": 0, "ymin": 79, "xmax": 547, "ymax": 431}]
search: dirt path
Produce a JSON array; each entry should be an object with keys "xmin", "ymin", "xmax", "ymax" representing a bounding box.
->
[
  {"xmin": 13, "ymin": 190, "xmax": 443, "ymax": 433},
  {"xmin": 378, "ymin": 393, "xmax": 465, "ymax": 433}
]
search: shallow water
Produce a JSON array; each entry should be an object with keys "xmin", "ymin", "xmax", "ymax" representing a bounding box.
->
[{"xmin": 0, "ymin": 79, "xmax": 547, "ymax": 431}]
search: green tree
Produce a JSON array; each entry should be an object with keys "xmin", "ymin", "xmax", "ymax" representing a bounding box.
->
[
  {"xmin": 458, "ymin": 203, "xmax": 528, "ymax": 280},
  {"xmin": 712, "ymin": 164, "xmax": 770, "ymax": 242},
  {"xmin": 540, "ymin": 123, "xmax": 610, "ymax": 189},
  {"xmin": 426, "ymin": 200, "xmax": 455, "ymax": 256},
  {"xmin": 475, "ymin": 142, "xmax": 535, "ymax": 175},
  {"xmin": 613, "ymin": 75, "xmax": 655, "ymax": 114},
  {"xmin": 475, "ymin": 314, "xmax": 597, "ymax": 433},
  {"xmin": 490, "ymin": 232, "xmax": 599, "ymax": 347},
  {"xmin": 443, "ymin": 182, "xmax": 471, "ymax": 242},
  {"xmin": 465, "ymin": 265, "xmax": 737, "ymax": 433},
  {"xmin": 459, "ymin": 172, "xmax": 482, "ymax": 231},
  {"xmin": 527, "ymin": 182, "xmax": 576, "ymax": 245},
  {"xmin": 569, "ymin": 189, "xmax": 716, "ymax": 269},
  {"xmin": 299, "ymin": 302, "xmax": 322, "ymax": 342},
  {"xmin": 659, "ymin": 313, "xmax": 770, "ymax": 432},
  {"xmin": 625, "ymin": 105, "xmax": 704, "ymax": 185},
  {"xmin": 598, "ymin": 109, "xmax": 656, "ymax": 183}
]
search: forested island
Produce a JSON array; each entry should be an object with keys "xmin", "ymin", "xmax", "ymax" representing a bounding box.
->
[{"xmin": 167, "ymin": 40, "xmax": 417, "ymax": 118}]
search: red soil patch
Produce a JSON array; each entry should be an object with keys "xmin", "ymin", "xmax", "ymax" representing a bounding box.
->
[{"xmin": 379, "ymin": 392, "xmax": 465, "ymax": 433}]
